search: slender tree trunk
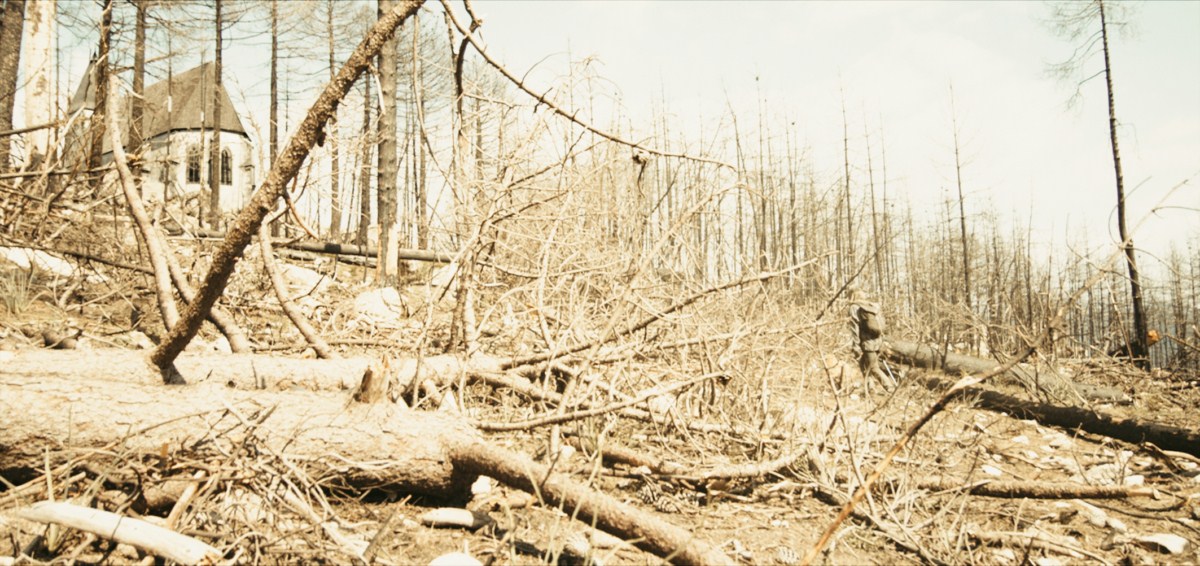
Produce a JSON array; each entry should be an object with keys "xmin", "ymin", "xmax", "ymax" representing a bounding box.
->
[
  {"xmin": 1099, "ymin": 0, "xmax": 1149, "ymax": 368},
  {"xmin": 269, "ymin": 0, "xmax": 279, "ymax": 236},
  {"xmin": 0, "ymin": 0, "xmax": 26, "ymax": 174},
  {"xmin": 89, "ymin": 0, "xmax": 113, "ymax": 179},
  {"xmin": 950, "ymin": 87, "xmax": 973, "ymax": 322},
  {"xmin": 207, "ymin": 0, "xmax": 223, "ymax": 229},
  {"xmin": 412, "ymin": 13, "xmax": 429, "ymax": 250},
  {"xmin": 20, "ymin": 0, "xmax": 54, "ymax": 173},
  {"xmin": 376, "ymin": 0, "xmax": 400, "ymax": 283},
  {"xmin": 326, "ymin": 0, "xmax": 342, "ymax": 240},
  {"xmin": 357, "ymin": 71, "xmax": 373, "ymax": 247},
  {"xmin": 864, "ymin": 120, "xmax": 882, "ymax": 294},
  {"xmin": 130, "ymin": 0, "xmax": 146, "ymax": 198},
  {"xmin": 841, "ymin": 98, "xmax": 854, "ymax": 283}
]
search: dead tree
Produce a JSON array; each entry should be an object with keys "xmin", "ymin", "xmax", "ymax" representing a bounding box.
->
[{"xmin": 149, "ymin": 0, "xmax": 427, "ymax": 380}]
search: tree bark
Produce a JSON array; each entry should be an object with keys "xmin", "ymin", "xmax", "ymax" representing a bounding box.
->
[
  {"xmin": 376, "ymin": 0, "xmax": 400, "ymax": 283},
  {"xmin": 108, "ymin": 75, "xmax": 182, "ymax": 335},
  {"xmin": 326, "ymin": 0, "xmax": 342, "ymax": 240},
  {"xmin": 357, "ymin": 71, "xmax": 373, "ymax": 247},
  {"xmin": 0, "ymin": 0, "xmax": 25, "ymax": 174},
  {"xmin": 269, "ymin": 0, "xmax": 279, "ymax": 237},
  {"xmin": 148, "ymin": 0, "xmax": 425, "ymax": 378},
  {"xmin": 258, "ymin": 222, "xmax": 336, "ymax": 359},
  {"xmin": 20, "ymin": 0, "xmax": 54, "ymax": 171},
  {"xmin": 0, "ymin": 372, "xmax": 478, "ymax": 497}
]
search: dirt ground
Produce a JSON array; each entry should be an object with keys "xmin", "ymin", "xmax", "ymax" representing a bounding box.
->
[{"xmin": 1, "ymin": 252, "xmax": 1198, "ymax": 565}]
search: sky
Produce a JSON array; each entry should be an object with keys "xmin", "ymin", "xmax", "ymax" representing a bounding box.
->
[{"xmin": 471, "ymin": 0, "xmax": 1200, "ymax": 268}]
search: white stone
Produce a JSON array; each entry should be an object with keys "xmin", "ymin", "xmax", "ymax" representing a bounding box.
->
[{"xmin": 428, "ymin": 552, "xmax": 482, "ymax": 566}]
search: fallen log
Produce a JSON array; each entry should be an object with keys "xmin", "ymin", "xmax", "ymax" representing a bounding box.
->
[
  {"xmin": 0, "ymin": 372, "xmax": 477, "ymax": 495},
  {"xmin": 0, "ymin": 348, "xmax": 501, "ymax": 393},
  {"xmin": 0, "ymin": 366, "xmax": 734, "ymax": 564},
  {"xmin": 885, "ymin": 338, "xmax": 1129, "ymax": 404},
  {"xmin": 916, "ymin": 374, "xmax": 1200, "ymax": 458}
]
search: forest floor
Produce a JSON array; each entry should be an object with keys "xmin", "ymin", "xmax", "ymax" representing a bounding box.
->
[{"xmin": 1, "ymin": 242, "xmax": 1198, "ymax": 565}]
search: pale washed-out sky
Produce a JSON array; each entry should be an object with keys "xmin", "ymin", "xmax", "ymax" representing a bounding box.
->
[{"xmin": 473, "ymin": 0, "xmax": 1200, "ymax": 267}]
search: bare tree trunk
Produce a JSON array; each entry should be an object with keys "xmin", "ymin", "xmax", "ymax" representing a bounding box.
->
[
  {"xmin": 130, "ymin": 0, "xmax": 146, "ymax": 152},
  {"xmin": 20, "ymin": 0, "xmax": 54, "ymax": 171},
  {"xmin": 130, "ymin": 0, "xmax": 146, "ymax": 198},
  {"xmin": 149, "ymin": 0, "xmax": 425, "ymax": 378},
  {"xmin": 207, "ymin": 0, "xmax": 223, "ymax": 229},
  {"xmin": 412, "ymin": 12, "xmax": 429, "ymax": 250},
  {"xmin": 108, "ymin": 75, "xmax": 181, "ymax": 334},
  {"xmin": 376, "ymin": 0, "xmax": 400, "ymax": 283},
  {"xmin": 357, "ymin": 71, "xmax": 373, "ymax": 247},
  {"xmin": 0, "ymin": 0, "xmax": 25, "ymax": 174},
  {"xmin": 1099, "ymin": 0, "xmax": 1149, "ymax": 369},
  {"xmin": 269, "ymin": 0, "xmax": 280, "ymax": 237},
  {"xmin": 950, "ymin": 86, "xmax": 972, "ymax": 318},
  {"xmin": 841, "ymin": 94, "xmax": 853, "ymax": 282},
  {"xmin": 88, "ymin": 0, "xmax": 113, "ymax": 179},
  {"xmin": 326, "ymin": 0, "xmax": 342, "ymax": 240}
]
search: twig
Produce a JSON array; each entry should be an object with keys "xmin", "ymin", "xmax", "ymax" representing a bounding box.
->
[
  {"xmin": 916, "ymin": 479, "xmax": 1153, "ymax": 499},
  {"xmin": 503, "ymin": 261, "xmax": 815, "ymax": 369},
  {"xmin": 474, "ymin": 373, "xmax": 722, "ymax": 431}
]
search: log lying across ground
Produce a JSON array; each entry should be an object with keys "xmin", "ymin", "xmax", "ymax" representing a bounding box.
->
[
  {"xmin": 0, "ymin": 348, "xmax": 500, "ymax": 392},
  {"xmin": 915, "ymin": 374, "xmax": 1200, "ymax": 459},
  {"xmin": 0, "ymin": 351, "xmax": 733, "ymax": 565},
  {"xmin": 0, "ymin": 371, "xmax": 477, "ymax": 495},
  {"xmin": 885, "ymin": 338, "xmax": 1129, "ymax": 404}
]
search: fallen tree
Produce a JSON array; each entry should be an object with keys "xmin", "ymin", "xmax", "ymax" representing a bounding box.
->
[
  {"xmin": 884, "ymin": 338, "xmax": 1129, "ymax": 404},
  {"xmin": 0, "ymin": 368, "xmax": 734, "ymax": 565},
  {"xmin": 915, "ymin": 374, "xmax": 1200, "ymax": 459}
]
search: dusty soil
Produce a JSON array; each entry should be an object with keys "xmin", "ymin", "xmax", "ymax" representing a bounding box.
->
[{"xmin": 1, "ymin": 250, "xmax": 1198, "ymax": 565}]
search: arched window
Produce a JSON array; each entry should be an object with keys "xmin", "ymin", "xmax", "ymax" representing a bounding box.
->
[
  {"xmin": 186, "ymin": 145, "xmax": 201, "ymax": 184},
  {"xmin": 220, "ymin": 148, "xmax": 233, "ymax": 186}
]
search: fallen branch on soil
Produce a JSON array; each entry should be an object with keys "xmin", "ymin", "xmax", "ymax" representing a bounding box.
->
[
  {"xmin": 448, "ymin": 439, "xmax": 734, "ymax": 565},
  {"xmin": 968, "ymin": 530, "xmax": 1107, "ymax": 562},
  {"xmin": 801, "ymin": 349, "xmax": 1040, "ymax": 564},
  {"xmin": 915, "ymin": 374, "xmax": 1200, "ymax": 458},
  {"xmin": 916, "ymin": 479, "xmax": 1155, "ymax": 499},
  {"xmin": 16, "ymin": 501, "xmax": 220, "ymax": 565}
]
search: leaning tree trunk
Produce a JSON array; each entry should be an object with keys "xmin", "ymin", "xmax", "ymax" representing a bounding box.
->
[
  {"xmin": 148, "ymin": 0, "xmax": 426, "ymax": 378},
  {"xmin": 1099, "ymin": 0, "xmax": 1150, "ymax": 370}
]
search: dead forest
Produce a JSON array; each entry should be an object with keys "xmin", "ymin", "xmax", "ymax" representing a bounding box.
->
[{"xmin": 1, "ymin": 0, "xmax": 1199, "ymax": 565}]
